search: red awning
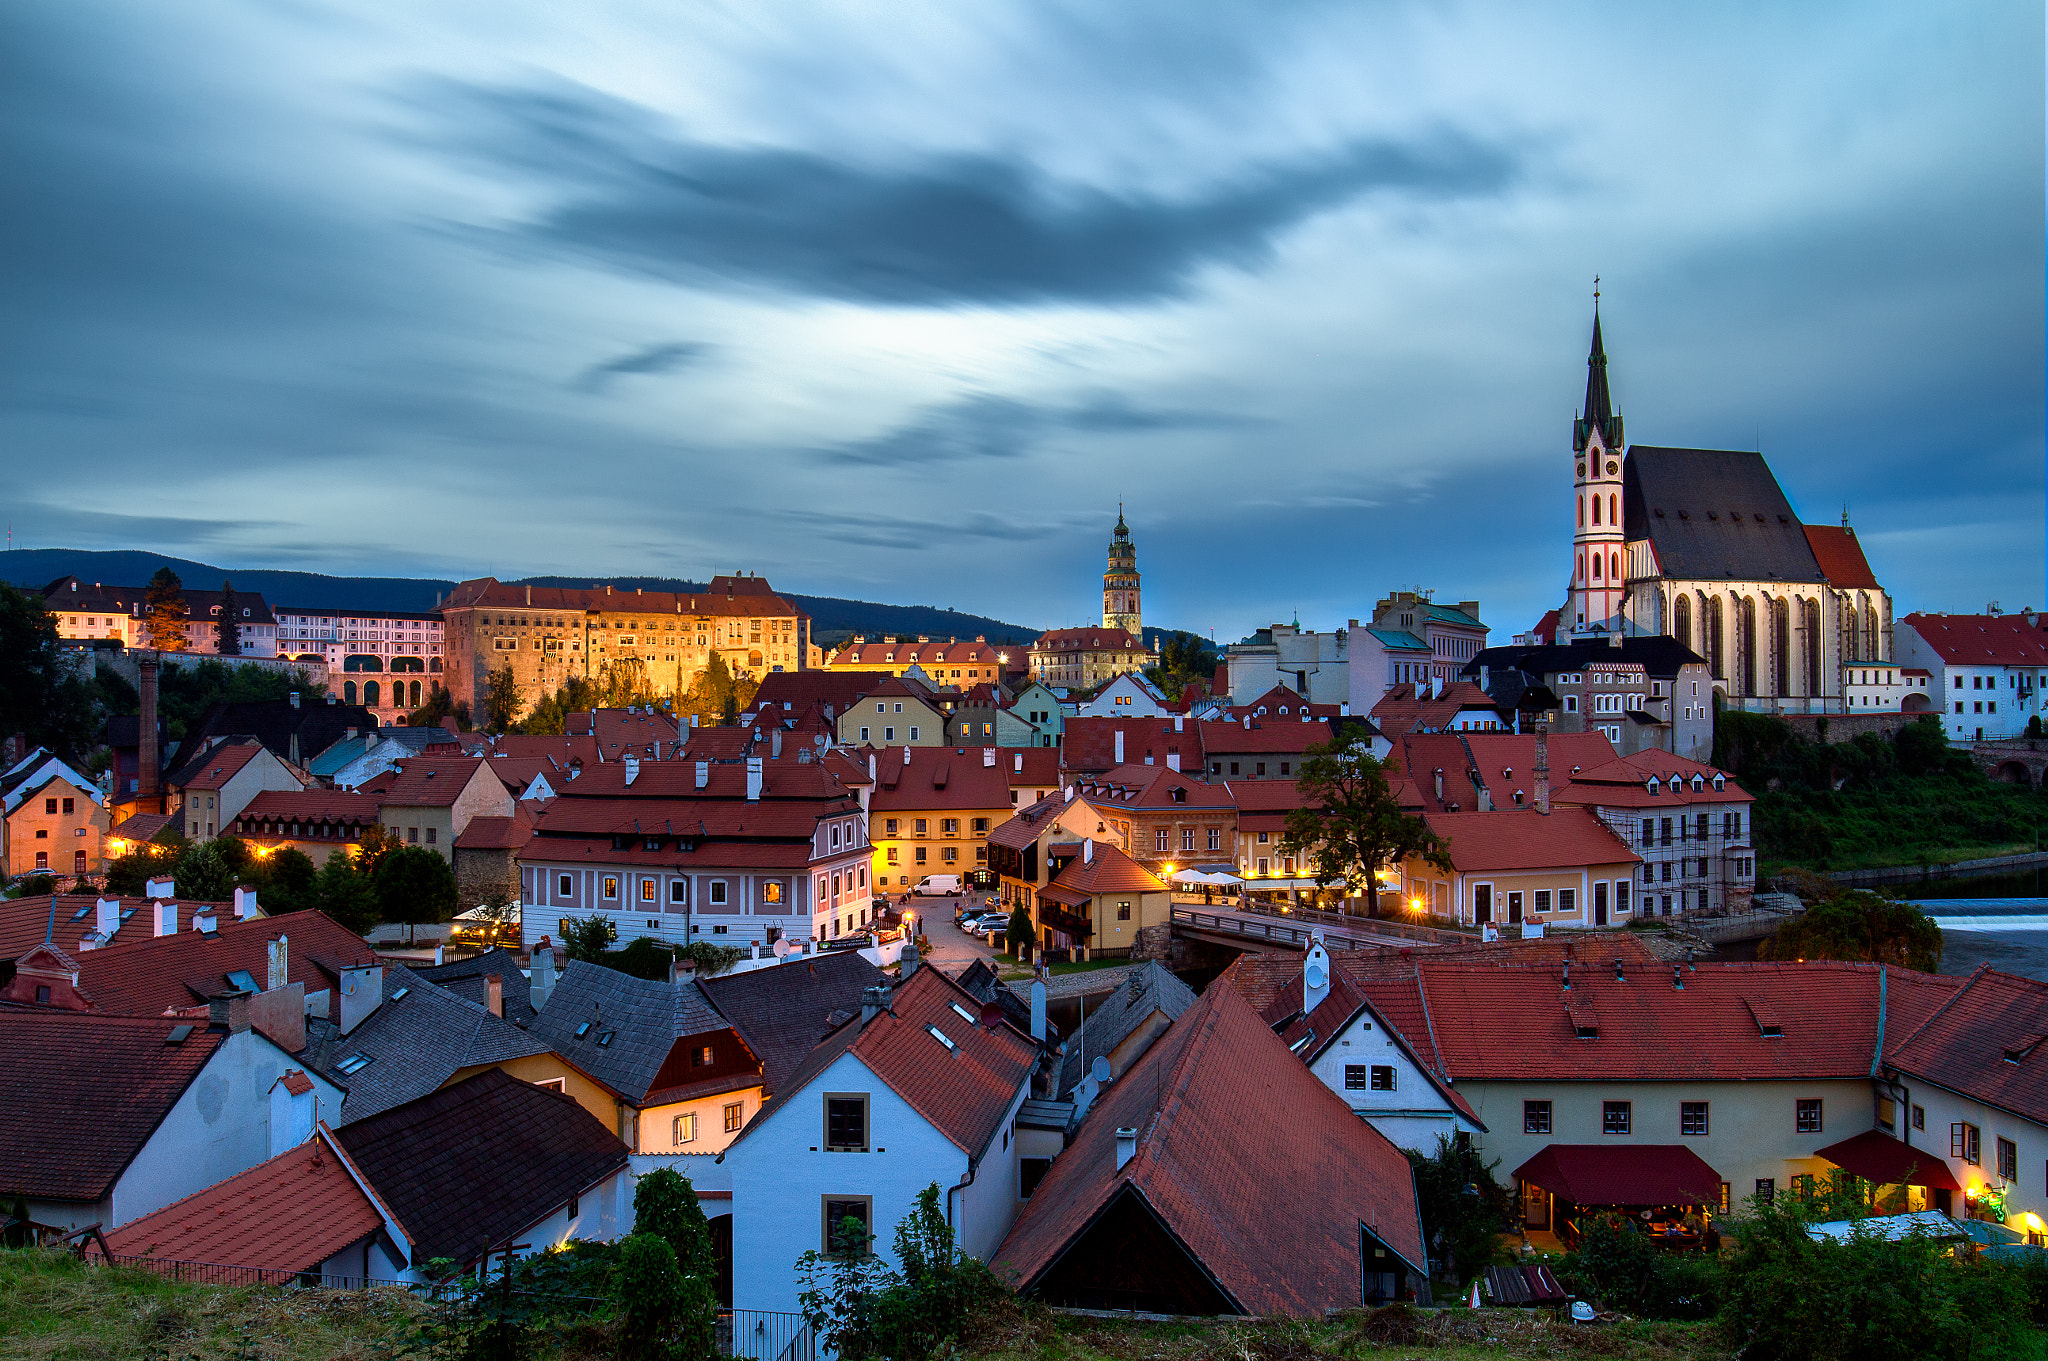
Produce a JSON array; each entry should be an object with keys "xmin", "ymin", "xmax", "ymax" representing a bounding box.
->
[
  {"xmin": 1514, "ymin": 1144, "xmax": 1723, "ymax": 1207},
  {"xmin": 1814, "ymin": 1129, "xmax": 1961, "ymax": 1191}
]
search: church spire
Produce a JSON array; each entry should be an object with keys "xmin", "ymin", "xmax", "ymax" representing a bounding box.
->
[{"xmin": 1574, "ymin": 291, "xmax": 1622, "ymax": 452}]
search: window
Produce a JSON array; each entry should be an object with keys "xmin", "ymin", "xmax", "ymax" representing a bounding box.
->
[
  {"xmin": 1181, "ymin": 828, "xmax": 1195, "ymax": 852},
  {"xmin": 913, "ymin": 819, "xmax": 927, "ymax": 836},
  {"xmin": 1796, "ymin": 1099, "xmax": 1823, "ymax": 1134},
  {"xmin": 691, "ymin": 1044, "xmax": 714, "ymax": 1067},
  {"xmin": 709, "ymin": 880, "xmax": 728, "ymax": 906},
  {"xmin": 914, "ymin": 846, "xmax": 927, "ymax": 864},
  {"xmin": 859, "ymin": 726, "xmax": 869, "ymax": 742},
  {"xmin": 1912, "ymin": 1104, "xmax": 1925, "ymax": 1131},
  {"xmin": 558, "ymin": 873, "xmax": 573, "ymax": 898},
  {"xmin": 941, "ymin": 847, "xmax": 958, "ymax": 863},
  {"xmin": 1755, "ymin": 1178, "xmax": 1775, "ymax": 1205},
  {"xmin": 1020, "ymin": 1157, "xmax": 1053, "ymax": 1198},
  {"xmin": 1533, "ymin": 889, "xmax": 1551, "ymax": 913},
  {"xmin": 407, "ymin": 826, "xmax": 418, "ymax": 844},
  {"xmin": 822, "ymin": 1197, "xmax": 873, "ymax": 1256},
  {"xmin": 670, "ymin": 879, "xmax": 687, "ymax": 905},
  {"xmin": 725, "ymin": 1102, "xmax": 745, "ymax": 1134},
  {"xmin": 1997, "ymin": 1137, "xmax": 2017, "ymax": 1183},
  {"xmin": 602, "ymin": 876, "xmax": 619, "ymax": 900},
  {"xmin": 1370, "ymin": 1066, "xmax": 1397, "ymax": 1091},
  {"xmin": 1155, "ymin": 829, "xmax": 1169, "ymax": 852},
  {"xmin": 1951, "ymin": 1122, "xmax": 1980, "ymax": 1165},
  {"xmin": 909, "ymin": 726, "xmax": 919, "ymax": 740},
  {"xmin": 1603, "ymin": 1100, "xmax": 1632, "ymax": 1135},
  {"xmin": 1116, "ymin": 901, "xmax": 1131, "ymax": 920},
  {"xmin": 941, "ymin": 818, "xmax": 959, "ymax": 836},
  {"xmin": 1345, "ymin": 1065, "xmax": 1369, "ymax": 1090},
  {"xmin": 1559, "ymin": 888, "xmax": 1576, "ymax": 914},
  {"xmin": 1208, "ymin": 828, "xmax": 1221, "ymax": 851},
  {"xmin": 1524, "ymin": 1100, "xmax": 1552, "ymax": 1134},
  {"xmin": 1681, "ymin": 1101, "xmax": 1710, "ymax": 1136},
  {"xmin": 674, "ymin": 1112, "xmax": 697, "ymax": 1144},
  {"xmin": 640, "ymin": 878, "xmax": 657, "ymax": 902},
  {"xmin": 425, "ymin": 826, "xmax": 437, "ymax": 845},
  {"xmin": 825, "ymin": 1095, "xmax": 868, "ymax": 1152}
]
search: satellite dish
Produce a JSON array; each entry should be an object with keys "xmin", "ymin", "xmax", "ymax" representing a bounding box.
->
[
  {"xmin": 1305, "ymin": 959, "xmax": 1328, "ymax": 991},
  {"xmin": 1090, "ymin": 1055, "xmax": 1111, "ymax": 1084},
  {"xmin": 773, "ymin": 937, "xmax": 792, "ymax": 959}
]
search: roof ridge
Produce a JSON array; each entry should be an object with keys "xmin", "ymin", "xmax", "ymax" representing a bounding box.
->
[
  {"xmin": 1886, "ymin": 961, "xmax": 1994, "ymax": 1059},
  {"xmin": 1135, "ymin": 989, "xmax": 1226, "ymax": 1179}
]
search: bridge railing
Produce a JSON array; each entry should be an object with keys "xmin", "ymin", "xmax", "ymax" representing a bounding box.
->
[
  {"xmin": 1170, "ymin": 907, "xmax": 1459, "ymax": 952},
  {"xmin": 1238, "ymin": 900, "xmax": 1471, "ymax": 946}
]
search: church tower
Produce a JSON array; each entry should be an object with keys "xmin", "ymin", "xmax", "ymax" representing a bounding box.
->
[
  {"xmin": 1569, "ymin": 304, "xmax": 1627, "ymax": 633},
  {"xmin": 1102, "ymin": 507, "xmax": 1142, "ymax": 635}
]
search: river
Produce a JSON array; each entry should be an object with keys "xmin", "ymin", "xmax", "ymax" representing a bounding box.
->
[{"xmin": 1904, "ymin": 866, "xmax": 2048, "ymax": 980}]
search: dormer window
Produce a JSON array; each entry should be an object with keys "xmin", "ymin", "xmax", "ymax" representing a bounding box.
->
[{"xmin": 2005, "ymin": 1034, "xmax": 2046, "ymax": 1064}]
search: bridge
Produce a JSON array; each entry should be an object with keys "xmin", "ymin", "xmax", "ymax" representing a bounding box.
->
[
  {"xmin": 1169, "ymin": 904, "xmax": 1466, "ymax": 955},
  {"xmin": 1967, "ymin": 738, "xmax": 2048, "ymax": 791}
]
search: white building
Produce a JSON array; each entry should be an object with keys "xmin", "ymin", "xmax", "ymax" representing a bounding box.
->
[
  {"xmin": 1067, "ymin": 672, "xmax": 1172, "ymax": 718},
  {"xmin": 1894, "ymin": 611, "xmax": 2048, "ymax": 741},
  {"xmin": 1225, "ymin": 622, "xmax": 1351, "ymax": 707},
  {"xmin": 276, "ymin": 607, "xmax": 445, "ymax": 723},
  {"xmin": 720, "ymin": 964, "xmax": 1037, "ymax": 1316}
]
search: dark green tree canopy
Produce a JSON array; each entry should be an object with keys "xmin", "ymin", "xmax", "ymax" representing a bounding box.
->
[
  {"xmin": 1281, "ymin": 727, "xmax": 1453, "ymax": 914},
  {"xmin": 215, "ymin": 579, "xmax": 242, "ymax": 656},
  {"xmin": 0, "ymin": 584, "xmax": 99, "ymax": 758},
  {"xmin": 375, "ymin": 846, "xmax": 458, "ymax": 933},
  {"xmin": 143, "ymin": 567, "xmax": 187, "ymax": 652}
]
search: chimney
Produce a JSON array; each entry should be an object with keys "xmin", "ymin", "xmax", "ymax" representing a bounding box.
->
[
  {"xmin": 1166, "ymin": 752, "xmax": 1181, "ymax": 772},
  {"xmin": 485, "ymin": 973, "xmax": 503, "ymax": 1017},
  {"xmin": 96, "ymin": 897, "xmax": 119, "ymax": 940},
  {"xmin": 624, "ymin": 756, "xmax": 640, "ymax": 786},
  {"xmin": 669, "ymin": 955, "xmax": 697, "ymax": 986},
  {"xmin": 155, "ymin": 900, "xmax": 179, "ymax": 936},
  {"xmin": 432, "ymin": 943, "xmax": 445, "ymax": 966},
  {"xmin": 695, "ymin": 760, "xmax": 710, "ymax": 790},
  {"xmin": 1115, "ymin": 1127, "xmax": 1139, "ymax": 1171},
  {"xmin": 1433, "ymin": 768, "xmax": 1445, "ymax": 803},
  {"xmin": 234, "ymin": 886, "xmax": 259, "ymax": 919},
  {"xmin": 1173, "ymin": 714, "xmax": 1183, "ymax": 732},
  {"xmin": 209, "ymin": 992, "xmax": 252, "ymax": 1034},
  {"xmin": 1340, "ymin": 702, "xmax": 1350, "ymax": 716},
  {"xmin": 899, "ymin": 938, "xmax": 920, "ymax": 980},
  {"xmin": 268, "ymin": 1073, "xmax": 316, "ymax": 1156},
  {"xmin": 771, "ymin": 727, "xmax": 783, "ymax": 758},
  {"xmin": 267, "ymin": 935, "xmax": 289, "ymax": 991},
  {"xmin": 745, "ymin": 755, "xmax": 763, "ymax": 802},
  {"xmin": 1533, "ymin": 725, "xmax": 1551, "ymax": 815},
  {"xmin": 689, "ymin": 714, "xmax": 699, "ymax": 728},
  {"xmin": 868, "ymin": 752, "xmax": 878, "ymax": 782},
  {"xmin": 1030, "ymin": 970, "xmax": 1047, "ymax": 1044},
  {"xmin": 289, "ymin": 690, "xmax": 301, "ymax": 709},
  {"xmin": 138, "ymin": 659, "xmax": 160, "ymax": 805},
  {"xmin": 530, "ymin": 942, "xmax": 557, "ymax": 1012},
  {"xmin": 146, "ymin": 874, "xmax": 174, "ymax": 899},
  {"xmin": 340, "ymin": 964, "xmax": 383, "ymax": 1034},
  {"xmin": 860, "ymin": 984, "xmax": 889, "ymax": 1024},
  {"xmin": 1013, "ymin": 752, "xmax": 1022, "ymax": 774},
  {"xmin": 1303, "ymin": 935, "xmax": 1331, "ymax": 1017},
  {"xmin": 1113, "ymin": 730, "xmax": 1125, "ymax": 765}
]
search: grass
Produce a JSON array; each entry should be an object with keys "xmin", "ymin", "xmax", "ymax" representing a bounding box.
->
[
  {"xmin": 0, "ymin": 1249, "xmax": 434, "ymax": 1361},
  {"xmin": 958, "ymin": 1303, "xmax": 1732, "ymax": 1361},
  {"xmin": 997, "ymin": 956, "xmax": 1143, "ymax": 981},
  {"xmin": 1755, "ymin": 777, "xmax": 2047, "ymax": 876}
]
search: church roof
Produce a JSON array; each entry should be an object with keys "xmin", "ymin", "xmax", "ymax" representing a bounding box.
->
[
  {"xmin": 1622, "ymin": 447, "xmax": 1826, "ymax": 585},
  {"xmin": 1576, "ymin": 312, "xmax": 1621, "ymax": 452},
  {"xmin": 1801, "ymin": 525, "xmax": 1882, "ymax": 590}
]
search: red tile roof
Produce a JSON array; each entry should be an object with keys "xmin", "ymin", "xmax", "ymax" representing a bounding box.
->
[
  {"xmin": 454, "ymin": 804, "xmax": 537, "ymax": 851},
  {"xmin": 1899, "ymin": 613, "xmax": 2048, "ymax": 668},
  {"xmin": 868, "ymin": 747, "xmax": 1014, "ymax": 812},
  {"xmin": 1555, "ymin": 751, "xmax": 1750, "ymax": 809},
  {"xmin": 1388, "ymin": 732, "xmax": 1620, "ymax": 814},
  {"xmin": 103, "ymin": 1134, "xmax": 384, "ymax": 1270},
  {"xmin": 1059, "ymin": 718, "xmax": 1200, "ymax": 775},
  {"xmin": 1225, "ymin": 686, "xmax": 1344, "ymax": 720},
  {"xmin": 986, "ymin": 791, "xmax": 1077, "ymax": 852},
  {"xmin": 750, "ymin": 671, "xmax": 896, "ymax": 719},
  {"xmin": 1513, "ymin": 1144, "xmax": 1724, "ymax": 1207},
  {"xmin": 0, "ymin": 1012, "xmax": 225, "ymax": 1201},
  {"xmin": 1423, "ymin": 809, "xmax": 1638, "ymax": 873},
  {"xmin": 1031, "ymin": 627, "xmax": 1149, "ymax": 653},
  {"xmin": 0, "ymin": 893, "xmax": 234, "ymax": 959},
  {"xmin": 849, "ymin": 966, "xmax": 1036, "ymax": 1155},
  {"xmin": 995, "ymin": 983, "xmax": 1426, "ymax": 1314},
  {"xmin": 374, "ymin": 759, "xmax": 494, "ymax": 808},
  {"xmin": 1369, "ymin": 681, "xmax": 1508, "ymax": 736},
  {"xmin": 234, "ymin": 789, "xmax": 384, "ymax": 827},
  {"xmin": 824, "ymin": 638, "xmax": 1007, "ymax": 668},
  {"xmin": 1801, "ymin": 525, "xmax": 1882, "ymax": 590},
  {"xmin": 74, "ymin": 909, "xmax": 378, "ymax": 1018},
  {"xmin": 1199, "ymin": 717, "xmax": 1334, "ymax": 755},
  {"xmin": 1051, "ymin": 844, "xmax": 1167, "ymax": 896},
  {"xmin": 567, "ymin": 707, "xmax": 683, "ymax": 759},
  {"xmin": 1885, "ymin": 964, "xmax": 2048, "ymax": 1126},
  {"xmin": 442, "ymin": 576, "xmax": 801, "ymax": 619},
  {"xmin": 174, "ymin": 741, "xmax": 269, "ymax": 791},
  {"xmin": 1071, "ymin": 764, "xmax": 1234, "ymax": 813}
]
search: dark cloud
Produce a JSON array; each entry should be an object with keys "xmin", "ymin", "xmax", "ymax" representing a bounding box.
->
[
  {"xmin": 11, "ymin": 503, "xmax": 288, "ymax": 552},
  {"xmin": 573, "ymin": 341, "xmax": 711, "ymax": 392},
  {"xmin": 815, "ymin": 392, "xmax": 1254, "ymax": 467},
  {"xmin": 427, "ymin": 81, "xmax": 1523, "ymax": 305}
]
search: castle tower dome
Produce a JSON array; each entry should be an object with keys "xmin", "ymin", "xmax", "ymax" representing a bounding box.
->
[{"xmin": 1102, "ymin": 504, "xmax": 1142, "ymax": 635}]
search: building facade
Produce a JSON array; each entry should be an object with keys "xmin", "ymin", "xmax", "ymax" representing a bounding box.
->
[
  {"xmin": 41, "ymin": 576, "xmax": 280, "ymax": 657},
  {"xmin": 1226, "ymin": 623, "xmax": 1351, "ymax": 706},
  {"xmin": 1027, "ymin": 627, "xmax": 1155, "ymax": 689},
  {"xmin": 440, "ymin": 576, "xmax": 809, "ymax": 724},
  {"xmin": 818, "ymin": 636, "xmax": 1015, "ymax": 684},
  {"xmin": 1894, "ymin": 611, "xmax": 2048, "ymax": 741},
  {"xmin": 275, "ymin": 608, "xmax": 444, "ymax": 723}
]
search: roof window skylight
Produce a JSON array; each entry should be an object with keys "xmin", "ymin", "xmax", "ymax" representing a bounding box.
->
[
  {"xmin": 336, "ymin": 1054, "xmax": 372, "ymax": 1074},
  {"xmin": 926, "ymin": 1024, "xmax": 956, "ymax": 1051},
  {"xmin": 949, "ymin": 1003, "xmax": 977, "ymax": 1024}
]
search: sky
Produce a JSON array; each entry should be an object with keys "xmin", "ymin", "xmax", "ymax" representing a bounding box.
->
[{"xmin": 4, "ymin": 0, "xmax": 2041, "ymax": 643}]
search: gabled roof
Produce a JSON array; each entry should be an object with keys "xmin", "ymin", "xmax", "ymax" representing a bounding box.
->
[
  {"xmin": 868, "ymin": 746, "xmax": 1013, "ymax": 812},
  {"xmin": 1621, "ymin": 446, "xmax": 1826, "ymax": 584},
  {"xmin": 1051, "ymin": 844, "xmax": 1168, "ymax": 897},
  {"xmin": 1199, "ymin": 717, "xmax": 1333, "ymax": 755},
  {"xmin": 301, "ymin": 964, "xmax": 554, "ymax": 1124},
  {"xmin": 0, "ymin": 1012, "xmax": 225, "ymax": 1201},
  {"xmin": 1070, "ymin": 764, "xmax": 1233, "ymax": 813},
  {"xmin": 413, "ymin": 947, "xmax": 538, "ymax": 1025},
  {"xmin": 751, "ymin": 671, "xmax": 896, "ymax": 718},
  {"xmin": 75, "ymin": 909, "xmax": 378, "ymax": 1018},
  {"xmin": 234, "ymin": 789, "xmax": 384, "ymax": 826},
  {"xmin": 1056, "ymin": 960, "xmax": 1196, "ymax": 1098},
  {"xmin": 0, "ymin": 893, "xmax": 223, "ymax": 960},
  {"xmin": 104, "ymin": 1134, "xmax": 384, "ymax": 1271},
  {"xmin": 986, "ymin": 791, "xmax": 1080, "ymax": 852},
  {"xmin": 1885, "ymin": 965, "xmax": 2048, "ymax": 1126},
  {"xmin": 567, "ymin": 708, "xmax": 683, "ymax": 761},
  {"xmin": 167, "ymin": 740, "xmax": 271, "ymax": 792},
  {"xmin": 1464, "ymin": 634, "xmax": 1707, "ymax": 683},
  {"xmin": 1802, "ymin": 525, "xmax": 1882, "ymax": 590},
  {"xmin": 696, "ymin": 950, "xmax": 887, "ymax": 1095},
  {"xmin": 1387, "ymin": 731, "xmax": 1620, "ymax": 814},
  {"xmin": 374, "ymin": 759, "xmax": 494, "ymax": 808},
  {"xmin": 329, "ymin": 1068, "xmax": 629, "ymax": 1266},
  {"xmin": 1422, "ymin": 808, "xmax": 1638, "ymax": 873},
  {"xmin": 174, "ymin": 700, "xmax": 381, "ymax": 776},
  {"xmin": 529, "ymin": 960, "xmax": 736, "ymax": 1104},
  {"xmin": 453, "ymin": 804, "xmax": 537, "ymax": 851},
  {"xmin": 1031, "ymin": 627, "xmax": 1150, "ymax": 653},
  {"xmin": 1899, "ymin": 613, "xmax": 2048, "ymax": 668},
  {"xmin": 442, "ymin": 576, "xmax": 800, "ymax": 619},
  {"xmin": 1369, "ymin": 682, "xmax": 1511, "ymax": 737},
  {"xmin": 1059, "ymin": 718, "xmax": 1201, "ymax": 775},
  {"xmin": 996, "ymin": 983, "xmax": 1426, "ymax": 1315}
]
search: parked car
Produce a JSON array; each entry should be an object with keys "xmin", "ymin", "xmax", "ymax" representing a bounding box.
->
[{"xmin": 913, "ymin": 874, "xmax": 962, "ymax": 897}]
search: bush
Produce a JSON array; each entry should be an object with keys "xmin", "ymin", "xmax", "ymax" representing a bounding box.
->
[
  {"xmin": 1406, "ymin": 1136, "xmax": 1511, "ymax": 1289},
  {"xmin": 795, "ymin": 1183, "xmax": 1011, "ymax": 1361},
  {"xmin": 1719, "ymin": 1200, "xmax": 2031, "ymax": 1360},
  {"xmin": 616, "ymin": 1234, "xmax": 686, "ymax": 1361},
  {"xmin": 1559, "ymin": 1217, "xmax": 1721, "ymax": 1321},
  {"xmin": 375, "ymin": 846, "xmax": 457, "ymax": 941}
]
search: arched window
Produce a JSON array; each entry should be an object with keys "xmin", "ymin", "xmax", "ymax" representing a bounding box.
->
[
  {"xmin": 1578, "ymin": 554, "xmax": 1586, "ymax": 583},
  {"xmin": 409, "ymin": 680, "xmax": 422, "ymax": 707},
  {"xmin": 1578, "ymin": 496, "xmax": 1585, "ymax": 527},
  {"xmin": 344, "ymin": 680, "xmax": 357, "ymax": 705},
  {"xmin": 1842, "ymin": 602, "xmax": 1859, "ymax": 661},
  {"xmin": 364, "ymin": 680, "xmax": 380, "ymax": 707},
  {"xmin": 1591, "ymin": 496, "xmax": 1601, "ymax": 525},
  {"xmin": 1864, "ymin": 600, "xmax": 1879, "ymax": 661},
  {"xmin": 1592, "ymin": 555, "xmax": 1602, "ymax": 580},
  {"xmin": 1609, "ymin": 493, "xmax": 1618, "ymax": 525},
  {"xmin": 1737, "ymin": 597, "xmax": 1757, "ymax": 697},
  {"xmin": 1610, "ymin": 551, "xmax": 1620, "ymax": 582},
  {"xmin": 1803, "ymin": 599, "xmax": 1823, "ymax": 695},
  {"xmin": 1772, "ymin": 598, "xmax": 1790, "ymax": 696},
  {"xmin": 1674, "ymin": 594, "xmax": 1692, "ymax": 649},
  {"xmin": 1707, "ymin": 597, "xmax": 1725, "ymax": 680}
]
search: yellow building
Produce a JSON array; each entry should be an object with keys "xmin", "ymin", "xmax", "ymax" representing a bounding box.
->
[
  {"xmin": 1028, "ymin": 626, "xmax": 1155, "ymax": 689},
  {"xmin": 835, "ymin": 677, "xmax": 950, "ymax": 750},
  {"xmin": 866, "ymin": 745, "xmax": 1016, "ymax": 892},
  {"xmin": 3, "ymin": 766, "xmax": 109, "ymax": 881},
  {"xmin": 1397, "ymin": 809, "xmax": 1641, "ymax": 929},
  {"xmin": 819, "ymin": 634, "xmax": 1014, "ymax": 684}
]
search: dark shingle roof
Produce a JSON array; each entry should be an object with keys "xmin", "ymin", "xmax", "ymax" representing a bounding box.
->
[
  {"xmin": 414, "ymin": 947, "xmax": 536, "ymax": 1025},
  {"xmin": 1056, "ymin": 960, "xmax": 1196, "ymax": 1098},
  {"xmin": 173, "ymin": 700, "xmax": 381, "ymax": 775},
  {"xmin": 529, "ymin": 960, "xmax": 732, "ymax": 1103},
  {"xmin": 1621, "ymin": 446, "xmax": 1826, "ymax": 583},
  {"xmin": 696, "ymin": 951, "xmax": 886, "ymax": 1095},
  {"xmin": 329, "ymin": 1068, "xmax": 628, "ymax": 1266},
  {"xmin": 303, "ymin": 964, "xmax": 553, "ymax": 1124}
]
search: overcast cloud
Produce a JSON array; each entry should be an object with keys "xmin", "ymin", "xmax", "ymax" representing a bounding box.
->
[{"xmin": 2, "ymin": 0, "xmax": 2039, "ymax": 639}]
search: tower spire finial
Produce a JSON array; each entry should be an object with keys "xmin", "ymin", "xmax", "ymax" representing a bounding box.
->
[{"xmin": 1575, "ymin": 289, "xmax": 1617, "ymax": 452}]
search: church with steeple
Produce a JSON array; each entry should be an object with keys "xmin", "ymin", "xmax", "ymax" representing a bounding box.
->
[{"xmin": 1551, "ymin": 303, "xmax": 1894, "ymax": 715}]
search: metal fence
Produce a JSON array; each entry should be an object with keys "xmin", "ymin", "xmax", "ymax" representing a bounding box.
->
[
  {"xmin": 720, "ymin": 1309, "xmax": 814, "ymax": 1361},
  {"xmin": 1171, "ymin": 906, "xmax": 1460, "ymax": 952},
  {"xmin": 93, "ymin": 1252, "xmax": 422, "ymax": 1291}
]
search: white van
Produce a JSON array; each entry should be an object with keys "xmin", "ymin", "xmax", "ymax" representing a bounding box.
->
[{"xmin": 913, "ymin": 874, "xmax": 962, "ymax": 897}]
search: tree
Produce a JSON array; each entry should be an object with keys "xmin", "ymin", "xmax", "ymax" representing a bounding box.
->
[
  {"xmin": 631, "ymin": 1167, "xmax": 722, "ymax": 1355},
  {"xmin": 1007, "ymin": 903, "xmax": 1032, "ymax": 958},
  {"xmin": 173, "ymin": 841, "xmax": 240, "ymax": 902},
  {"xmin": 104, "ymin": 837, "xmax": 182, "ymax": 895},
  {"xmin": 352, "ymin": 822, "xmax": 398, "ymax": 876},
  {"xmin": 1282, "ymin": 729, "xmax": 1453, "ymax": 916},
  {"xmin": 142, "ymin": 568, "xmax": 188, "ymax": 652},
  {"xmin": 406, "ymin": 681, "xmax": 456, "ymax": 729},
  {"xmin": 1406, "ymin": 1136, "xmax": 1511, "ymax": 1290},
  {"xmin": 254, "ymin": 846, "xmax": 317, "ymax": 914},
  {"xmin": 214, "ymin": 579, "xmax": 242, "ymax": 656},
  {"xmin": 375, "ymin": 846, "xmax": 458, "ymax": 944},
  {"xmin": 1758, "ymin": 888, "xmax": 1942, "ymax": 971},
  {"xmin": 561, "ymin": 913, "xmax": 618, "ymax": 962},
  {"xmin": 482, "ymin": 664, "xmax": 522, "ymax": 733},
  {"xmin": 313, "ymin": 848, "xmax": 380, "ymax": 934},
  {"xmin": 0, "ymin": 584, "xmax": 100, "ymax": 758},
  {"xmin": 616, "ymin": 1234, "xmax": 688, "ymax": 1361}
]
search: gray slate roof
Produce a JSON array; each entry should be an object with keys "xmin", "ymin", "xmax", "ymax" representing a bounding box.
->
[
  {"xmin": 414, "ymin": 947, "xmax": 536, "ymax": 1025},
  {"xmin": 304, "ymin": 964, "xmax": 553, "ymax": 1125},
  {"xmin": 528, "ymin": 959, "xmax": 730, "ymax": 1103},
  {"xmin": 1621, "ymin": 446, "xmax": 1825, "ymax": 584},
  {"xmin": 1056, "ymin": 960, "xmax": 1198, "ymax": 1099},
  {"xmin": 696, "ymin": 951, "xmax": 886, "ymax": 1095}
]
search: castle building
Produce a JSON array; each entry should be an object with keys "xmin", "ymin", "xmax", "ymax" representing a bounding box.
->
[
  {"xmin": 1558, "ymin": 310, "xmax": 1893, "ymax": 714},
  {"xmin": 1103, "ymin": 507, "xmax": 1142, "ymax": 634},
  {"xmin": 1028, "ymin": 512, "xmax": 1157, "ymax": 689}
]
